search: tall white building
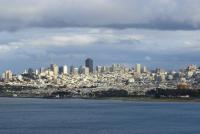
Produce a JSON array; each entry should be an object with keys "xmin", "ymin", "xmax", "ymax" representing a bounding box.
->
[
  {"xmin": 135, "ymin": 64, "xmax": 141, "ymax": 74},
  {"xmin": 63, "ymin": 65, "xmax": 68, "ymax": 74},
  {"xmin": 50, "ymin": 64, "xmax": 59, "ymax": 79},
  {"xmin": 60, "ymin": 65, "xmax": 68, "ymax": 74},
  {"xmin": 35, "ymin": 69, "xmax": 39, "ymax": 75},
  {"xmin": 142, "ymin": 66, "xmax": 148, "ymax": 73},
  {"xmin": 2, "ymin": 70, "xmax": 13, "ymax": 81}
]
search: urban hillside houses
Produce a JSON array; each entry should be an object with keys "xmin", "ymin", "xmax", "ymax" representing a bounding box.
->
[{"xmin": 1, "ymin": 59, "xmax": 200, "ymax": 98}]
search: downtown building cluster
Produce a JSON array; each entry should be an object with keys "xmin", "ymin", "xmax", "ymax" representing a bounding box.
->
[{"xmin": 1, "ymin": 59, "xmax": 200, "ymax": 97}]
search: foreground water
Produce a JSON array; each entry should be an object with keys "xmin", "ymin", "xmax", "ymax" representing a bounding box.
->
[{"xmin": 0, "ymin": 98, "xmax": 200, "ymax": 134}]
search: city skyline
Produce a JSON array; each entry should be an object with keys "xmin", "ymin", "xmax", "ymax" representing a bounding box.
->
[
  {"xmin": 1, "ymin": 57, "xmax": 199, "ymax": 75},
  {"xmin": 0, "ymin": 57, "xmax": 199, "ymax": 74},
  {"xmin": 0, "ymin": 0, "xmax": 200, "ymax": 72}
]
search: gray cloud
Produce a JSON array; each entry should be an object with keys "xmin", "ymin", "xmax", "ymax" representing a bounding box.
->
[
  {"xmin": 0, "ymin": 0, "xmax": 200, "ymax": 31},
  {"xmin": 0, "ymin": 1, "xmax": 200, "ymax": 72}
]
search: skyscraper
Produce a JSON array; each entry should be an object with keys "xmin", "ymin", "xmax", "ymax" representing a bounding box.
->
[
  {"xmin": 2, "ymin": 70, "xmax": 13, "ymax": 82},
  {"xmin": 80, "ymin": 66, "xmax": 89, "ymax": 75},
  {"xmin": 85, "ymin": 58, "xmax": 93, "ymax": 73},
  {"xmin": 142, "ymin": 66, "xmax": 148, "ymax": 73},
  {"xmin": 135, "ymin": 64, "xmax": 141, "ymax": 74},
  {"xmin": 70, "ymin": 65, "xmax": 74, "ymax": 75},
  {"xmin": 50, "ymin": 64, "xmax": 59, "ymax": 78},
  {"xmin": 28, "ymin": 68, "xmax": 34, "ymax": 75},
  {"xmin": 59, "ymin": 65, "xmax": 68, "ymax": 74}
]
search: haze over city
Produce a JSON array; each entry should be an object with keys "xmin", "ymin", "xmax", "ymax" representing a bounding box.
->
[{"xmin": 0, "ymin": 0, "xmax": 200, "ymax": 73}]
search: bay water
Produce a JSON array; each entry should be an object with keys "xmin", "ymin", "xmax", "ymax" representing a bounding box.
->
[{"xmin": 0, "ymin": 97, "xmax": 199, "ymax": 134}]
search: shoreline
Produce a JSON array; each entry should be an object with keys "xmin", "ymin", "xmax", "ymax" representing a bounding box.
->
[
  {"xmin": 84, "ymin": 97, "xmax": 200, "ymax": 102},
  {"xmin": 1, "ymin": 96, "xmax": 200, "ymax": 103}
]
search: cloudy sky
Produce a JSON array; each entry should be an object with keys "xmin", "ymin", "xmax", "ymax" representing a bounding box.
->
[{"xmin": 0, "ymin": 0, "xmax": 200, "ymax": 73}]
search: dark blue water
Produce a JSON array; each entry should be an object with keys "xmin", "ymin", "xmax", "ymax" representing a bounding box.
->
[{"xmin": 0, "ymin": 98, "xmax": 200, "ymax": 134}]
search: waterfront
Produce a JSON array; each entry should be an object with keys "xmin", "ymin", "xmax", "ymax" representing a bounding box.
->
[{"xmin": 0, "ymin": 98, "xmax": 200, "ymax": 134}]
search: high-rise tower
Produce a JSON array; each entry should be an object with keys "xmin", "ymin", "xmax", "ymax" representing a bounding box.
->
[
  {"xmin": 135, "ymin": 64, "xmax": 141, "ymax": 74},
  {"xmin": 50, "ymin": 64, "xmax": 59, "ymax": 78},
  {"xmin": 85, "ymin": 58, "xmax": 93, "ymax": 73}
]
